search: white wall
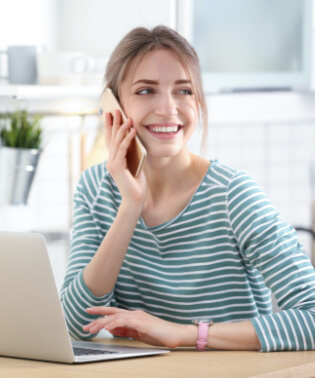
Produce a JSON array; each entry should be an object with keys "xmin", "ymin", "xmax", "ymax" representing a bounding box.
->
[
  {"xmin": 0, "ymin": 0, "xmax": 175, "ymax": 54},
  {"xmin": 0, "ymin": 0, "xmax": 56, "ymax": 48},
  {"xmin": 55, "ymin": 0, "xmax": 176, "ymax": 58}
]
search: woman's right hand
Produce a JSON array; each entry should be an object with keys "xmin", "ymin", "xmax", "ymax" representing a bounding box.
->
[{"xmin": 104, "ymin": 109, "xmax": 147, "ymax": 210}]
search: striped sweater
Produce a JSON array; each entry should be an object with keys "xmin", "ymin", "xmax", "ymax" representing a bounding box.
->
[{"xmin": 60, "ymin": 160, "xmax": 315, "ymax": 352}]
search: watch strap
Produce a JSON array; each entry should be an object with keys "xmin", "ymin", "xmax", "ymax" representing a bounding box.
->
[{"xmin": 193, "ymin": 320, "xmax": 213, "ymax": 351}]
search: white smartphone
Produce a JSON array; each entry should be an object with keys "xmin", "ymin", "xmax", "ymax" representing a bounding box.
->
[{"xmin": 99, "ymin": 88, "xmax": 146, "ymax": 177}]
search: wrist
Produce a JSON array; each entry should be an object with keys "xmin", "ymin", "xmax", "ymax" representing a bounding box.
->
[
  {"xmin": 177, "ymin": 324, "xmax": 198, "ymax": 347},
  {"xmin": 119, "ymin": 200, "xmax": 143, "ymax": 218}
]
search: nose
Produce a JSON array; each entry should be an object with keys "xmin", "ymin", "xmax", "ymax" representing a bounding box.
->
[{"xmin": 154, "ymin": 93, "xmax": 178, "ymax": 116}]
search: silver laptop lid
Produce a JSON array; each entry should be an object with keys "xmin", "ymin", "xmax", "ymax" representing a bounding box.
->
[{"xmin": 0, "ymin": 231, "xmax": 75, "ymax": 363}]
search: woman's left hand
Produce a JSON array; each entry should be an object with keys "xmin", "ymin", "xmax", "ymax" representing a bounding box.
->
[{"xmin": 83, "ymin": 307, "xmax": 196, "ymax": 348}]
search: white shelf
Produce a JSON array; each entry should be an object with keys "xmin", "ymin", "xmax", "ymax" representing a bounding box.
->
[{"xmin": 0, "ymin": 85, "xmax": 103, "ymax": 100}]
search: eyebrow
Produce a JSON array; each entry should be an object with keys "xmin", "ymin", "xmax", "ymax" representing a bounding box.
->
[{"xmin": 132, "ymin": 79, "xmax": 192, "ymax": 86}]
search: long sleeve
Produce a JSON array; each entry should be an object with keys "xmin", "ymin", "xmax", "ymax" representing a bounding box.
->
[
  {"xmin": 60, "ymin": 165, "xmax": 115, "ymax": 340},
  {"xmin": 227, "ymin": 171, "xmax": 315, "ymax": 351}
]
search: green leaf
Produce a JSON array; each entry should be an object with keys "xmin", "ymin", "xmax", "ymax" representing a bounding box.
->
[{"xmin": 0, "ymin": 110, "xmax": 43, "ymax": 149}]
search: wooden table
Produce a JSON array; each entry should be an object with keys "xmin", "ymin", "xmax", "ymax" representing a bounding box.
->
[{"xmin": 1, "ymin": 337, "xmax": 315, "ymax": 378}]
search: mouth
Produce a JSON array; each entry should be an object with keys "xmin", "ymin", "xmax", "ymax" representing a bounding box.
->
[{"xmin": 145, "ymin": 123, "xmax": 184, "ymax": 135}]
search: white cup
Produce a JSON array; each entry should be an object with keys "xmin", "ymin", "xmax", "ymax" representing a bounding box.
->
[{"xmin": 37, "ymin": 52, "xmax": 95, "ymax": 85}]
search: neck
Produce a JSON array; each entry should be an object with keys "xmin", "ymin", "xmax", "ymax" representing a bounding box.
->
[{"xmin": 143, "ymin": 149, "xmax": 196, "ymax": 200}]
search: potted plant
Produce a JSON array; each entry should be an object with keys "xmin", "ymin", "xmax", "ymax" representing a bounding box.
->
[{"xmin": 0, "ymin": 110, "xmax": 43, "ymax": 205}]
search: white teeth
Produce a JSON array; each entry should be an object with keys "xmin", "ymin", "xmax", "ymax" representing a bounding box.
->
[{"xmin": 150, "ymin": 126, "xmax": 179, "ymax": 133}]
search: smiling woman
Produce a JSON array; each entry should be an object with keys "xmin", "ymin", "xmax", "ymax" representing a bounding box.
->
[{"xmin": 60, "ymin": 25, "xmax": 315, "ymax": 353}]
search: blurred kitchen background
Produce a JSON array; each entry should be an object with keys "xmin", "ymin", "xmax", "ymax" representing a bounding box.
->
[{"xmin": 0, "ymin": 0, "xmax": 315, "ymax": 292}]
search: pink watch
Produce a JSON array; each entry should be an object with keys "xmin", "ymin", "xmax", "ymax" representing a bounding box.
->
[{"xmin": 192, "ymin": 319, "xmax": 213, "ymax": 351}]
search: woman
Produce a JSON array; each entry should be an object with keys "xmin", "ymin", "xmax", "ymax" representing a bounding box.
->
[{"xmin": 61, "ymin": 25, "xmax": 315, "ymax": 352}]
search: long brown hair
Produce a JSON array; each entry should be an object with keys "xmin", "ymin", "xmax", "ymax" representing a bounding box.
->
[{"xmin": 104, "ymin": 25, "xmax": 208, "ymax": 153}]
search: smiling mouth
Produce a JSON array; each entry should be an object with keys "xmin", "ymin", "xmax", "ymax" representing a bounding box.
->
[{"xmin": 145, "ymin": 124, "xmax": 183, "ymax": 134}]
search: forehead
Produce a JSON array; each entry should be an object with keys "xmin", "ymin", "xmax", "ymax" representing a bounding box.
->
[{"xmin": 128, "ymin": 49, "xmax": 191, "ymax": 82}]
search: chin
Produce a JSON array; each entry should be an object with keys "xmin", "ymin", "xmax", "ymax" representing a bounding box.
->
[{"xmin": 146, "ymin": 146, "xmax": 183, "ymax": 159}]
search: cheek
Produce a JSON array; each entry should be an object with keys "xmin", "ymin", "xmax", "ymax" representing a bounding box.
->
[
  {"xmin": 123, "ymin": 103, "xmax": 139, "ymax": 129},
  {"xmin": 125, "ymin": 102, "xmax": 148, "ymax": 131},
  {"xmin": 131, "ymin": 118, "xmax": 141, "ymax": 132},
  {"xmin": 127, "ymin": 110, "xmax": 141, "ymax": 131},
  {"xmin": 185, "ymin": 104, "xmax": 198, "ymax": 124}
]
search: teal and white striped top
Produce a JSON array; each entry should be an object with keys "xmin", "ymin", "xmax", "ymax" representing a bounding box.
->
[{"xmin": 60, "ymin": 160, "xmax": 315, "ymax": 352}]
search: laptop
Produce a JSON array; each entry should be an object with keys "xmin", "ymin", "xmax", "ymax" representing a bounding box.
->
[{"xmin": 0, "ymin": 231, "xmax": 169, "ymax": 363}]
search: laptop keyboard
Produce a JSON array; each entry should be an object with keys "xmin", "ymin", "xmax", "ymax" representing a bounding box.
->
[{"xmin": 73, "ymin": 347, "xmax": 117, "ymax": 356}]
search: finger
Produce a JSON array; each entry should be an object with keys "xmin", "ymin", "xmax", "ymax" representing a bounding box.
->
[
  {"xmin": 86, "ymin": 306, "xmax": 128, "ymax": 316},
  {"xmin": 112, "ymin": 118, "xmax": 133, "ymax": 146},
  {"xmin": 84, "ymin": 313, "xmax": 132, "ymax": 334},
  {"xmin": 88, "ymin": 316, "xmax": 123, "ymax": 333},
  {"xmin": 83, "ymin": 318, "xmax": 109, "ymax": 333},
  {"xmin": 111, "ymin": 109, "xmax": 123, "ymax": 138},
  {"xmin": 86, "ymin": 322, "xmax": 106, "ymax": 334},
  {"xmin": 105, "ymin": 109, "xmax": 123, "ymax": 154},
  {"xmin": 83, "ymin": 307, "xmax": 126, "ymax": 333},
  {"xmin": 104, "ymin": 313, "xmax": 142, "ymax": 333},
  {"xmin": 109, "ymin": 327, "xmax": 140, "ymax": 340},
  {"xmin": 114, "ymin": 127, "xmax": 136, "ymax": 162},
  {"xmin": 104, "ymin": 112, "xmax": 113, "ymax": 149},
  {"xmin": 109, "ymin": 119, "xmax": 133, "ymax": 161}
]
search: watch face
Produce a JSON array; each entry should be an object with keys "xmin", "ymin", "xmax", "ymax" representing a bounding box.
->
[{"xmin": 192, "ymin": 319, "xmax": 212, "ymax": 324}]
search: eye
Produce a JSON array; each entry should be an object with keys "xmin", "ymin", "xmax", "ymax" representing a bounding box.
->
[
  {"xmin": 179, "ymin": 88, "xmax": 193, "ymax": 95},
  {"xmin": 136, "ymin": 88, "xmax": 154, "ymax": 95}
]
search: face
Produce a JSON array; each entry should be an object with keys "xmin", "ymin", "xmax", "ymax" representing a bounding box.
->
[{"xmin": 120, "ymin": 49, "xmax": 198, "ymax": 159}]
